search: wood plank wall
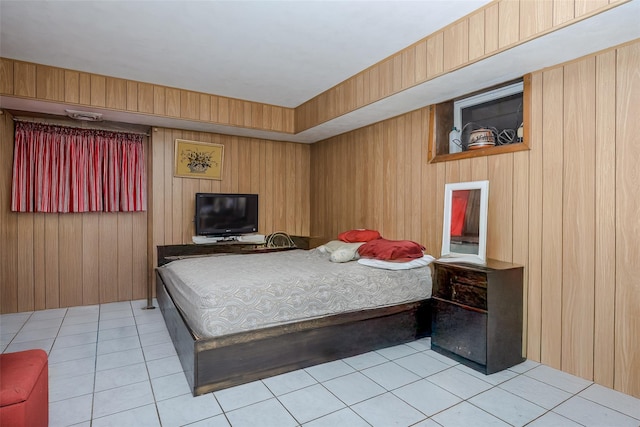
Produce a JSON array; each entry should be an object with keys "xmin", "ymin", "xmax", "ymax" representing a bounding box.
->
[
  {"xmin": 0, "ymin": 58, "xmax": 295, "ymax": 134},
  {"xmin": 0, "ymin": 112, "xmax": 149, "ymax": 312},
  {"xmin": 150, "ymin": 128, "xmax": 310, "ymax": 269},
  {"xmin": 310, "ymin": 41, "xmax": 640, "ymax": 398},
  {"xmin": 295, "ymin": 0, "xmax": 626, "ymax": 132}
]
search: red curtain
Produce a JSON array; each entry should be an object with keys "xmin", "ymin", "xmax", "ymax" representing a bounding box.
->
[{"xmin": 11, "ymin": 122, "xmax": 146, "ymax": 213}]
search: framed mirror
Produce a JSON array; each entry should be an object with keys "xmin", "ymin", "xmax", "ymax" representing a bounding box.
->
[{"xmin": 440, "ymin": 180, "xmax": 489, "ymax": 264}]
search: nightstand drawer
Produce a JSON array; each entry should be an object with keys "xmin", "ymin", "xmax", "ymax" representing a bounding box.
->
[
  {"xmin": 432, "ymin": 272, "xmax": 487, "ymax": 310},
  {"xmin": 449, "ymin": 282, "xmax": 487, "ymax": 310}
]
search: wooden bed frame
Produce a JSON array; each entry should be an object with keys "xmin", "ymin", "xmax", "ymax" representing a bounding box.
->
[{"xmin": 156, "ymin": 241, "xmax": 432, "ymax": 396}]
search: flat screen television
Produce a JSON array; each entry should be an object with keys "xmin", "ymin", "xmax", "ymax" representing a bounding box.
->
[{"xmin": 194, "ymin": 193, "xmax": 258, "ymax": 237}]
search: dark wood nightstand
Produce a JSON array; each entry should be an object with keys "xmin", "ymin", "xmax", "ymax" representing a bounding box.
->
[{"xmin": 430, "ymin": 259, "xmax": 524, "ymax": 374}]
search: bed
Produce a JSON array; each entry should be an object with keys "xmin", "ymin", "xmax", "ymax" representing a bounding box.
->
[{"xmin": 156, "ymin": 241, "xmax": 433, "ymax": 396}]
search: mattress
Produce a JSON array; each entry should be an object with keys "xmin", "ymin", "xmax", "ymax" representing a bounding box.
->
[{"xmin": 157, "ymin": 248, "xmax": 432, "ymax": 339}]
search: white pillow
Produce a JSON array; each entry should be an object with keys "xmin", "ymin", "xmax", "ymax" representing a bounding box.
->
[
  {"xmin": 317, "ymin": 240, "xmax": 364, "ymax": 263},
  {"xmin": 357, "ymin": 254, "xmax": 435, "ymax": 270}
]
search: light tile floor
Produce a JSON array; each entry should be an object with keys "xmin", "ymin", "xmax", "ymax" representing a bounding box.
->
[{"xmin": 1, "ymin": 300, "xmax": 639, "ymax": 427}]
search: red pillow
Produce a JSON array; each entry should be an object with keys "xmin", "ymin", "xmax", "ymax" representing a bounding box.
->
[
  {"xmin": 338, "ymin": 229, "xmax": 381, "ymax": 243},
  {"xmin": 357, "ymin": 238, "xmax": 425, "ymax": 261}
]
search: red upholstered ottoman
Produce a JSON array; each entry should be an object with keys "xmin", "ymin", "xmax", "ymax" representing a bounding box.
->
[{"xmin": 0, "ymin": 349, "xmax": 48, "ymax": 427}]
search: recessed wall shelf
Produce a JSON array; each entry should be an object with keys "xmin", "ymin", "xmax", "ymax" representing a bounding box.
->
[{"xmin": 428, "ymin": 75, "xmax": 531, "ymax": 163}]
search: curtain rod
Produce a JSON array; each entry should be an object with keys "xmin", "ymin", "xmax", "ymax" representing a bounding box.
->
[{"xmin": 12, "ymin": 115, "xmax": 150, "ymax": 137}]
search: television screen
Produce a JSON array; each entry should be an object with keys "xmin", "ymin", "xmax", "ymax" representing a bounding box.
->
[{"xmin": 195, "ymin": 193, "xmax": 258, "ymax": 237}]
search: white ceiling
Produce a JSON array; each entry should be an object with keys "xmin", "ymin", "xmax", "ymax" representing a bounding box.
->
[
  {"xmin": 1, "ymin": 0, "xmax": 639, "ymax": 143},
  {"xmin": 0, "ymin": 0, "xmax": 491, "ymax": 107}
]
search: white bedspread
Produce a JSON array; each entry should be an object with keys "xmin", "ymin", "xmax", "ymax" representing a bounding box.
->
[{"xmin": 158, "ymin": 249, "xmax": 432, "ymax": 339}]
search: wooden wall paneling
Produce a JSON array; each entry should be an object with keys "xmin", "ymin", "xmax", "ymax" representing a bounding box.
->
[
  {"xmin": 32, "ymin": 214, "xmax": 46, "ymax": 310},
  {"xmin": 90, "ymin": 75, "xmax": 106, "ymax": 107},
  {"xmin": 427, "ymin": 31, "xmax": 444, "ymax": 79},
  {"xmin": 371, "ymin": 123, "xmax": 387, "ymax": 233},
  {"xmin": 435, "ymin": 162, "xmax": 446, "ymax": 256},
  {"xmin": 443, "ymin": 20, "xmax": 469, "ymax": 72},
  {"xmin": 218, "ymin": 97, "xmax": 230, "ymax": 125},
  {"xmin": 292, "ymin": 143, "xmax": 303, "ymax": 235},
  {"xmin": 182, "ymin": 177, "xmax": 199, "ymax": 244},
  {"xmin": 78, "ymin": 73, "xmax": 91, "ymax": 106},
  {"xmin": 458, "ymin": 158, "xmax": 472, "ymax": 183},
  {"xmin": 16, "ymin": 214, "xmax": 35, "ymax": 312},
  {"xmin": 131, "ymin": 211, "xmax": 147, "ymax": 300},
  {"xmin": 575, "ymin": 0, "xmax": 609, "ymax": 16},
  {"xmin": 229, "ymin": 137, "xmax": 240, "ymax": 194},
  {"xmin": 498, "ymin": 0, "xmax": 520, "ymax": 48},
  {"xmin": 392, "ymin": 54, "xmax": 403, "ymax": 94},
  {"xmin": 527, "ymin": 71, "xmax": 544, "ymax": 361},
  {"xmin": 98, "ymin": 214, "xmax": 118, "ymax": 303},
  {"xmin": 353, "ymin": 130, "xmax": 365, "ymax": 228},
  {"xmin": 421, "ymin": 109, "xmax": 440, "ymax": 254},
  {"xmin": 106, "ymin": 77, "xmax": 127, "ymax": 110},
  {"xmin": 44, "ymin": 215, "xmax": 60, "ymax": 308},
  {"xmin": 82, "ymin": 217, "xmax": 101, "ymax": 306},
  {"xmin": 271, "ymin": 106, "xmax": 283, "ymax": 132},
  {"xmin": 401, "ymin": 45, "xmax": 415, "ymax": 89},
  {"xmin": 486, "ymin": 154, "xmax": 514, "ymax": 262},
  {"xmin": 180, "ymin": 90, "xmax": 199, "ymax": 120},
  {"xmin": 553, "ymin": 0, "xmax": 576, "ymax": 25},
  {"xmin": 272, "ymin": 141, "xmax": 287, "ymax": 231},
  {"xmin": 13, "ymin": 61, "xmax": 36, "ymax": 98},
  {"xmin": 229, "ymin": 99, "xmax": 243, "ymax": 127},
  {"xmin": 468, "ymin": 9, "xmax": 486, "ymax": 61},
  {"xmin": 470, "ymin": 155, "xmax": 488, "ymax": 181},
  {"xmin": 561, "ymin": 57, "xmax": 596, "ymax": 379},
  {"xmin": 540, "ymin": 67, "xmax": 564, "ymax": 370},
  {"xmin": 165, "ymin": 88, "xmax": 181, "ymax": 118},
  {"xmin": 153, "ymin": 86, "xmax": 166, "ymax": 116},
  {"xmin": 151, "ymin": 129, "xmax": 166, "ymax": 255},
  {"xmin": 519, "ymin": 0, "xmax": 552, "ymax": 40},
  {"xmin": 484, "ymin": 3, "xmax": 500, "ymax": 55},
  {"xmin": 357, "ymin": 128, "xmax": 370, "ymax": 230},
  {"xmin": 354, "ymin": 73, "xmax": 365, "ymax": 110},
  {"xmin": 513, "ymin": 149, "xmax": 530, "ymax": 355},
  {"xmin": 0, "ymin": 113, "xmax": 17, "ymax": 313},
  {"xmin": 137, "ymin": 83, "xmax": 154, "ymax": 114},
  {"xmin": 614, "ymin": 42, "xmax": 640, "ymax": 398},
  {"xmin": 395, "ymin": 116, "xmax": 407, "ymax": 238},
  {"xmin": 334, "ymin": 85, "xmax": 346, "ymax": 118},
  {"xmin": 36, "ymin": 65, "xmax": 64, "ymax": 102},
  {"xmin": 210, "ymin": 96, "xmax": 220, "ymax": 124},
  {"xmin": 593, "ymin": 49, "xmax": 616, "ymax": 388},
  {"xmin": 367, "ymin": 67, "xmax": 380, "ymax": 106},
  {"xmin": 444, "ymin": 159, "xmax": 460, "ymax": 184},
  {"xmin": 237, "ymin": 137, "xmax": 251, "ymax": 194},
  {"xmin": 409, "ymin": 111, "xmax": 423, "ymax": 242},
  {"xmin": 308, "ymin": 143, "xmax": 319, "ymax": 236},
  {"xmin": 378, "ymin": 59, "xmax": 393, "ymax": 100},
  {"xmin": 284, "ymin": 143, "xmax": 296, "ymax": 232},
  {"xmin": 261, "ymin": 141, "xmax": 274, "ymax": 234},
  {"xmin": 64, "ymin": 71, "xmax": 80, "ymax": 104},
  {"xmin": 382, "ymin": 119, "xmax": 397, "ymax": 238},
  {"xmin": 242, "ymin": 102, "xmax": 253, "ymax": 128},
  {"xmin": 249, "ymin": 139, "xmax": 261, "ymax": 196},
  {"xmin": 117, "ymin": 213, "xmax": 134, "ymax": 301},
  {"xmin": 58, "ymin": 214, "xmax": 83, "ymax": 308},
  {"xmin": 0, "ymin": 58, "xmax": 14, "ymax": 94},
  {"xmin": 198, "ymin": 94, "xmax": 211, "ymax": 122},
  {"xmin": 334, "ymin": 138, "xmax": 348, "ymax": 233},
  {"xmin": 126, "ymin": 81, "xmax": 137, "ymax": 112},
  {"xmin": 414, "ymin": 39, "xmax": 428, "ymax": 84},
  {"xmin": 168, "ymin": 130, "xmax": 181, "ymax": 244}
]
